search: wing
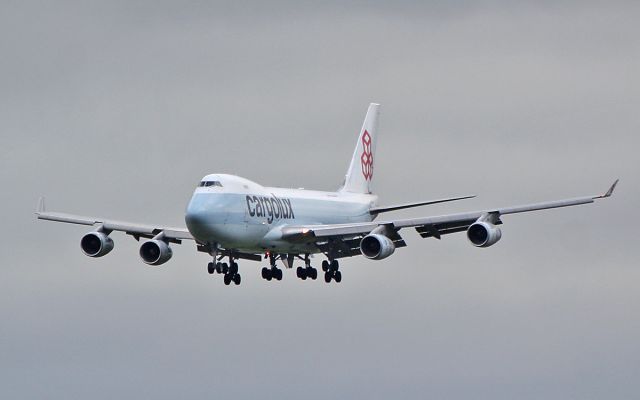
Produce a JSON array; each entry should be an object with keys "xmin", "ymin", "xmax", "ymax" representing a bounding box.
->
[
  {"xmin": 281, "ymin": 180, "xmax": 618, "ymax": 257},
  {"xmin": 35, "ymin": 197, "xmax": 192, "ymax": 243}
]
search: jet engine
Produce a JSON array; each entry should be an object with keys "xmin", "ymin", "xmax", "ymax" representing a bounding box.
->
[
  {"xmin": 360, "ymin": 234, "xmax": 396, "ymax": 260},
  {"xmin": 139, "ymin": 240, "xmax": 173, "ymax": 266},
  {"xmin": 466, "ymin": 221, "xmax": 502, "ymax": 248},
  {"xmin": 80, "ymin": 231, "xmax": 114, "ymax": 257}
]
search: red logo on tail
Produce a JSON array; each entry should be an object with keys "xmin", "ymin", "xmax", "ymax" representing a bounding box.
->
[{"xmin": 360, "ymin": 130, "xmax": 373, "ymax": 181}]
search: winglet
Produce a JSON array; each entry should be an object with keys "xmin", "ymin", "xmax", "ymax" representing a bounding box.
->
[
  {"xmin": 36, "ymin": 196, "xmax": 45, "ymax": 214},
  {"xmin": 596, "ymin": 179, "xmax": 619, "ymax": 199}
]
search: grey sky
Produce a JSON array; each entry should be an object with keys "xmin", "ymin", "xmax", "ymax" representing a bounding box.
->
[{"xmin": 1, "ymin": 1, "xmax": 639, "ymax": 399}]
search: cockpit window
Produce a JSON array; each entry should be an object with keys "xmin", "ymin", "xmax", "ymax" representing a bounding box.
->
[{"xmin": 198, "ymin": 181, "xmax": 223, "ymax": 187}]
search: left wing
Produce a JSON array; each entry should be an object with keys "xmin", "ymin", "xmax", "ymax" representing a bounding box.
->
[
  {"xmin": 281, "ymin": 180, "xmax": 618, "ymax": 257},
  {"xmin": 368, "ymin": 194, "xmax": 475, "ymax": 215}
]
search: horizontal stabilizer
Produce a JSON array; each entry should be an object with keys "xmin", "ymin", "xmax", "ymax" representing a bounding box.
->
[{"xmin": 369, "ymin": 195, "xmax": 475, "ymax": 215}]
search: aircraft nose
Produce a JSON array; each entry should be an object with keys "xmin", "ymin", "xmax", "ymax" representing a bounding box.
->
[
  {"xmin": 185, "ymin": 195, "xmax": 209, "ymax": 231},
  {"xmin": 185, "ymin": 208, "xmax": 202, "ymax": 227}
]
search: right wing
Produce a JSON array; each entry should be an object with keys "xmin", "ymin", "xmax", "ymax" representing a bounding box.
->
[
  {"xmin": 35, "ymin": 197, "xmax": 192, "ymax": 243},
  {"xmin": 281, "ymin": 180, "xmax": 618, "ymax": 258},
  {"xmin": 35, "ymin": 198, "xmax": 264, "ymax": 262}
]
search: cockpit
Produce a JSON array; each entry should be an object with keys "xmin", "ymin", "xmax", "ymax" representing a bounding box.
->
[
  {"xmin": 195, "ymin": 174, "xmax": 261, "ymax": 193},
  {"xmin": 198, "ymin": 180, "xmax": 223, "ymax": 188}
]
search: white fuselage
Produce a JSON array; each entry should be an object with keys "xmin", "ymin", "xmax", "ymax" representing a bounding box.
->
[{"xmin": 185, "ymin": 174, "xmax": 378, "ymax": 254}]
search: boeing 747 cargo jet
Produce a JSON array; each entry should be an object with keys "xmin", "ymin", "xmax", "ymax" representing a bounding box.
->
[{"xmin": 36, "ymin": 104, "xmax": 617, "ymax": 285}]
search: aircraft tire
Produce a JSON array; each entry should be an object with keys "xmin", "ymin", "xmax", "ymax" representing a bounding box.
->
[
  {"xmin": 321, "ymin": 260, "xmax": 329, "ymax": 272},
  {"xmin": 233, "ymin": 273, "xmax": 241, "ymax": 285},
  {"xmin": 229, "ymin": 262, "xmax": 238, "ymax": 276},
  {"xmin": 222, "ymin": 263, "xmax": 229, "ymax": 274},
  {"xmin": 207, "ymin": 262, "xmax": 215, "ymax": 274},
  {"xmin": 275, "ymin": 268, "xmax": 283, "ymax": 281},
  {"xmin": 296, "ymin": 266, "xmax": 304, "ymax": 279},
  {"xmin": 215, "ymin": 263, "xmax": 223, "ymax": 273},
  {"xmin": 330, "ymin": 260, "xmax": 339, "ymax": 272},
  {"xmin": 324, "ymin": 271, "xmax": 332, "ymax": 283},
  {"xmin": 262, "ymin": 267, "xmax": 270, "ymax": 280},
  {"xmin": 334, "ymin": 271, "xmax": 342, "ymax": 283},
  {"xmin": 308, "ymin": 268, "xmax": 317, "ymax": 280},
  {"xmin": 223, "ymin": 274, "xmax": 232, "ymax": 285}
]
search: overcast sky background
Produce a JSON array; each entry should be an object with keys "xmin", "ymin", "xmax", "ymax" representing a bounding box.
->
[{"xmin": 1, "ymin": 1, "xmax": 639, "ymax": 399}]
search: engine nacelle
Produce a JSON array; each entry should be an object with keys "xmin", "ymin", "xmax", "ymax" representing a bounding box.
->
[
  {"xmin": 360, "ymin": 234, "xmax": 396, "ymax": 260},
  {"xmin": 139, "ymin": 240, "xmax": 173, "ymax": 266},
  {"xmin": 80, "ymin": 231, "xmax": 114, "ymax": 257},
  {"xmin": 467, "ymin": 221, "xmax": 502, "ymax": 248}
]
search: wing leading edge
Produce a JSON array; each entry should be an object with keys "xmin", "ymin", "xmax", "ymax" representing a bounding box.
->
[{"xmin": 368, "ymin": 195, "xmax": 476, "ymax": 215}]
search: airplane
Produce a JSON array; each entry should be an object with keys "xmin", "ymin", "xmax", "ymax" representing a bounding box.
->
[{"xmin": 36, "ymin": 103, "xmax": 618, "ymax": 286}]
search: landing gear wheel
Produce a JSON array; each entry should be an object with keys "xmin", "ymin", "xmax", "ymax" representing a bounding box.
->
[
  {"xmin": 322, "ymin": 260, "xmax": 329, "ymax": 272},
  {"xmin": 330, "ymin": 259, "xmax": 339, "ymax": 272},
  {"xmin": 223, "ymin": 273, "xmax": 232, "ymax": 285},
  {"xmin": 221, "ymin": 263, "xmax": 229, "ymax": 274},
  {"xmin": 233, "ymin": 273, "xmax": 241, "ymax": 285},
  {"xmin": 296, "ymin": 266, "xmax": 304, "ymax": 279},
  {"xmin": 334, "ymin": 270, "xmax": 342, "ymax": 283},
  {"xmin": 262, "ymin": 267, "xmax": 271, "ymax": 280},
  {"xmin": 229, "ymin": 262, "xmax": 238, "ymax": 276},
  {"xmin": 215, "ymin": 262, "xmax": 223, "ymax": 273},
  {"xmin": 207, "ymin": 262, "xmax": 215, "ymax": 274},
  {"xmin": 307, "ymin": 267, "xmax": 317, "ymax": 280},
  {"xmin": 324, "ymin": 271, "xmax": 332, "ymax": 283},
  {"xmin": 274, "ymin": 268, "xmax": 283, "ymax": 281}
]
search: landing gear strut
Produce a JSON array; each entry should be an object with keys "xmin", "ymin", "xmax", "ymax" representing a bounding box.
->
[
  {"xmin": 261, "ymin": 253, "xmax": 283, "ymax": 281},
  {"xmin": 322, "ymin": 259, "xmax": 341, "ymax": 283},
  {"xmin": 296, "ymin": 254, "xmax": 318, "ymax": 280}
]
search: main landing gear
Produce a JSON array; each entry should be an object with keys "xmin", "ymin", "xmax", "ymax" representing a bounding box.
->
[
  {"xmin": 322, "ymin": 259, "xmax": 342, "ymax": 283},
  {"xmin": 208, "ymin": 256, "xmax": 241, "ymax": 286},
  {"xmin": 206, "ymin": 252, "xmax": 340, "ymax": 285},
  {"xmin": 261, "ymin": 253, "xmax": 283, "ymax": 281},
  {"xmin": 296, "ymin": 254, "xmax": 318, "ymax": 280}
]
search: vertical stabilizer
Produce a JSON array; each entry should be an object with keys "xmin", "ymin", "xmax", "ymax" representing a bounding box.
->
[{"xmin": 340, "ymin": 103, "xmax": 380, "ymax": 194}]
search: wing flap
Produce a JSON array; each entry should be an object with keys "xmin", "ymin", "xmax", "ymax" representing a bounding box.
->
[
  {"xmin": 415, "ymin": 219, "xmax": 478, "ymax": 239},
  {"xmin": 315, "ymin": 234, "xmax": 406, "ymax": 259}
]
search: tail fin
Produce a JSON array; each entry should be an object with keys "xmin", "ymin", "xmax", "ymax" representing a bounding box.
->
[{"xmin": 340, "ymin": 103, "xmax": 380, "ymax": 194}]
